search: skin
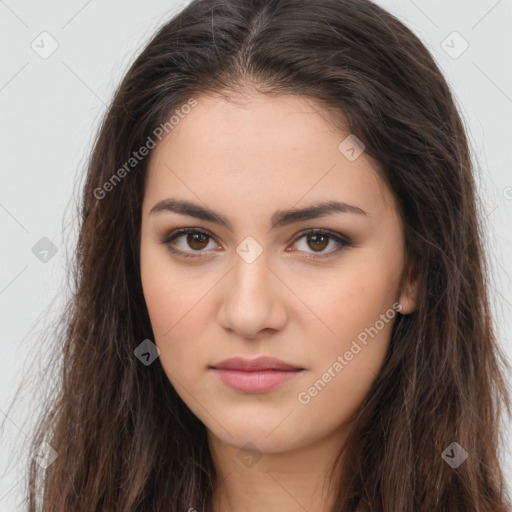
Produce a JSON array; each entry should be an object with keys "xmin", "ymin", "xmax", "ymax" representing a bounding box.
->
[{"xmin": 140, "ymin": 90, "xmax": 418, "ymax": 512}]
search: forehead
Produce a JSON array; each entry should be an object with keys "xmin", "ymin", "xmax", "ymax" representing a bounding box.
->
[
  {"xmin": 144, "ymin": 92, "xmax": 393, "ymax": 220},
  {"xmin": 153, "ymin": 92, "xmax": 347, "ymax": 161}
]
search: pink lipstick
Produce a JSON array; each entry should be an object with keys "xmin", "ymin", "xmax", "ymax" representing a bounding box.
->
[{"xmin": 210, "ymin": 356, "xmax": 304, "ymax": 393}]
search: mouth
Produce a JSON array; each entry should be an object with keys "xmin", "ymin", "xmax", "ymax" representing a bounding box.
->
[{"xmin": 209, "ymin": 356, "xmax": 305, "ymax": 393}]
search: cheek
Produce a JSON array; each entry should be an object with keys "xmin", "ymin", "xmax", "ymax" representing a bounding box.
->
[
  {"xmin": 140, "ymin": 231, "xmax": 212, "ymax": 331},
  {"xmin": 140, "ymin": 243, "xmax": 211, "ymax": 381},
  {"xmin": 291, "ymin": 255, "xmax": 400, "ymax": 410},
  {"xmin": 293, "ymin": 296, "xmax": 396, "ymax": 445},
  {"xmin": 293, "ymin": 255, "xmax": 401, "ymax": 345}
]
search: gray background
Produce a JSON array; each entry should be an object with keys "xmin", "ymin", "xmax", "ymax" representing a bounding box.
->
[{"xmin": 1, "ymin": 0, "xmax": 511, "ymax": 509}]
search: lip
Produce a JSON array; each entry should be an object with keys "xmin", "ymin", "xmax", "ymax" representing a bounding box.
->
[
  {"xmin": 211, "ymin": 356, "xmax": 303, "ymax": 371},
  {"xmin": 210, "ymin": 356, "xmax": 305, "ymax": 393}
]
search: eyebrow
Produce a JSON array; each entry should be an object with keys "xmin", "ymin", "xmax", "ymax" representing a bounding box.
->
[{"xmin": 149, "ymin": 198, "xmax": 367, "ymax": 230}]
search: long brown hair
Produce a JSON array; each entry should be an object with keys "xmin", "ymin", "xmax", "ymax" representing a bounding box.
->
[{"xmin": 6, "ymin": 0, "xmax": 511, "ymax": 510}]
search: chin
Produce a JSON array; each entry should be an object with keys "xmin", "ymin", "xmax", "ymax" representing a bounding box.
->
[{"xmin": 207, "ymin": 419, "xmax": 312, "ymax": 455}]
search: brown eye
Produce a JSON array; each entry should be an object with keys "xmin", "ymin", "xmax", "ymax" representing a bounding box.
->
[
  {"xmin": 163, "ymin": 227, "xmax": 351, "ymax": 260},
  {"xmin": 306, "ymin": 233, "xmax": 329, "ymax": 252},
  {"xmin": 186, "ymin": 232, "xmax": 209, "ymax": 250},
  {"xmin": 162, "ymin": 228, "xmax": 219, "ymax": 258},
  {"xmin": 290, "ymin": 229, "xmax": 350, "ymax": 258}
]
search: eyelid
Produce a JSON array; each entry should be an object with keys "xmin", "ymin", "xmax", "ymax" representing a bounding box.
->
[
  {"xmin": 287, "ymin": 228, "xmax": 351, "ymax": 260},
  {"xmin": 161, "ymin": 227, "xmax": 220, "ymax": 257},
  {"xmin": 161, "ymin": 227, "xmax": 351, "ymax": 259}
]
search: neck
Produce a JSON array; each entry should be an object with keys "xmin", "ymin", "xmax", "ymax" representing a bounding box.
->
[{"xmin": 207, "ymin": 426, "xmax": 349, "ymax": 512}]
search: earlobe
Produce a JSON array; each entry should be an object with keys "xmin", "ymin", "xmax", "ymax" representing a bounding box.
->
[{"xmin": 398, "ymin": 265, "xmax": 420, "ymax": 315}]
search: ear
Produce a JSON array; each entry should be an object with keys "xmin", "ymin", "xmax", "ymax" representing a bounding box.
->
[{"xmin": 397, "ymin": 263, "xmax": 419, "ymax": 315}]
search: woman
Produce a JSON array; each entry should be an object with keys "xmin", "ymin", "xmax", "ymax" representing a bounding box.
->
[{"xmin": 18, "ymin": 0, "xmax": 512, "ymax": 510}]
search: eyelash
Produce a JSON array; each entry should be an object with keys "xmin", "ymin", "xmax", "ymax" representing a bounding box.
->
[{"xmin": 161, "ymin": 227, "xmax": 352, "ymax": 260}]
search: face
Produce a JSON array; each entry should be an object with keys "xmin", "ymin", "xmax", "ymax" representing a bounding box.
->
[{"xmin": 140, "ymin": 91, "xmax": 416, "ymax": 454}]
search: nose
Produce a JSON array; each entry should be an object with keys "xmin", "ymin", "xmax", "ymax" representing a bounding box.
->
[{"xmin": 217, "ymin": 248, "xmax": 288, "ymax": 340}]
